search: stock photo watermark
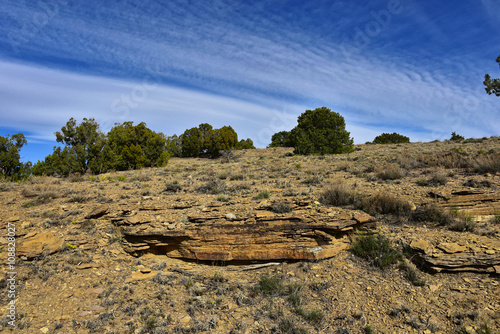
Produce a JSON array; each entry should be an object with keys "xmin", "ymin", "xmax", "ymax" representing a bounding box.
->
[
  {"xmin": 5, "ymin": 222, "xmax": 17, "ymax": 327},
  {"xmin": 257, "ymin": 109, "xmax": 296, "ymax": 146},
  {"xmin": 339, "ymin": 0, "xmax": 412, "ymax": 60},
  {"xmin": 106, "ymin": 64, "xmax": 164, "ymax": 129},
  {"xmin": 7, "ymin": 0, "xmax": 68, "ymax": 53}
]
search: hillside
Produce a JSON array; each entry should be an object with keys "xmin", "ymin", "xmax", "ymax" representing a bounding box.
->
[{"xmin": 1, "ymin": 138, "xmax": 499, "ymax": 333}]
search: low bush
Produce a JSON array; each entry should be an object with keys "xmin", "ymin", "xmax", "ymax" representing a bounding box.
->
[
  {"xmin": 163, "ymin": 182, "xmax": 182, "ymax": 193},
  {"xmin": 410, "ymin": 204, "xmax": 454, "ymax": 225},
  {"xmin": 271, "ymin": 202, "xmax": 293, "ymax": 213},
  {"xmin": 373, "ymin": 132, "xmax": 410, "ymax": 144},
  {"xmin": 216, "ymin": 194, "xmax": 230, "ymax": 202},
  {"xmin": 301, "ymin": 172, "xmax": 323, "ymax": 185},
  {"xmin": 255, "ymin": 190, "xmax": 270, "ymax": 199},
  {"xmin": 351, "ymin": 233, "xmax": 402, "ymax": 269},
  {"xmin": 462, "ymin": 179, "xmax": 492, "ymax": 188},
  {"xmin": 196, "ymin": 178, "xmax": 227, "ymax": 194},
  {"xmin": 471, "ymin": 152, "xmax": 500, "ymax": 174},
  {"xmin": 450, "ymin": 132, "xmax": 465, "ymax": 141},
  {"xmin": 360, "ymin": 193, "xmax": 413, "ymax": 216},
  {"xmin": 295, "ymin": 307, "xmax": 323, "ymax": 324},
  {"xmin": 399, "ymin": 261, "xmax": 426, "ymax": 286},
  {"xmin": 449, "ymin": 216, "xmax": 475, "ymax": 232},
  {"xmin": 256, "ymin": 274, "xmax": 285, "ymax": 295},
  {"xmin": 416, "ymin": 172, "xmax": 448, "ymax": 186},
  {"xmin": 411, "ymin": 204, "xmax": 475, "ymax": 232},
  {"xmin": 377, "ymin": 165, "xmax": 406, "ymax": 180},
  {"xmin": 319, "ymin": 183, "xmax": 355, "ymax": 206},
  {"xmin": 492, "ymin": 212, "xmax": 500, "ymax": 224}
]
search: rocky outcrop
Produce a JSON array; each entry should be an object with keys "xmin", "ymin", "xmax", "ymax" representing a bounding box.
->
[
  {"xmin": 17, "ymin": 231, "xmax": 64, "ymax": 259},
  {"xmin": 410, "ymin": 238, "xmax": 500, "ymax": 274},
  {"xmin": 112, "ymin": 207, "xmax": 377, "ymax": 262},
  {"xmin": 85, "ymin": 204, "xmax": 110, "ymax": 219},
  {"xmin": 433, "ymin": 189, "xmax": 500, "ymax": 216}
]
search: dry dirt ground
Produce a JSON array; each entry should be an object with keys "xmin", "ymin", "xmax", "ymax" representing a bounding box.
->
[{"xmin": 0, "ymin": 138, "xmax": 499, "ymax": 334}]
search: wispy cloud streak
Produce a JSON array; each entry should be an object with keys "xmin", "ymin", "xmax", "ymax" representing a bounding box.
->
[{"xmin": 0, "ymin": 0, "xmax": 498, "ymax": 163}]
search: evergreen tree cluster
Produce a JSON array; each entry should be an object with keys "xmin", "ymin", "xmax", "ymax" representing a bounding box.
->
[
  {"xmin": 167, "ymin": 123, "xmax": 255, "ymax": 158},
  {"xmin": 269, "ymin": 107, "xmax": 354, "ymax": 155},
  {"xmin": 31, "ymin": 118, "xmax": 170, "ymax": 176},
  {"xmin": 0, "ymin": 133, "xmax": 32, "ymax": 180},
  {"xmin": 484, "ymin": 55, "xmax": 500, "ymax": 97},
  {"xmin": 372, "ymin": 132, "xmax": 410, "ymax": 144},
  {"xmin": 1, "ymin": 118, "xmax": 256, "ymax": 179}
]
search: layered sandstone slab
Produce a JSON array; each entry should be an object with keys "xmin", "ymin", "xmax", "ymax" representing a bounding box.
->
[
  {"xmin": 434, "ymin": 189, "xmax": 500, "ymax": 216},
  {"xmin": 113, "ymin": 209, "xmax": 377, "ymax": 262},
  {"xmin": 410, "ymin": 237, "xmax": 500, "ymax": 273}
]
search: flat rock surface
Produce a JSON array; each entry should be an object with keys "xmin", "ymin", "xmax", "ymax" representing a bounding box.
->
[
  {"xmin": 114, "ymin": 206, "xmax": 376, "ymax": 261},
  {"xmin": 15, "ymin": 231, "xmax": 63, "ymax": 259}
]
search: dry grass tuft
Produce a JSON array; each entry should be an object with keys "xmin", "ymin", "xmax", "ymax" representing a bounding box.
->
[
  {"xmin": 319, "ymin": 183, "xmax": 355, "ymax": 206},
  {"xmin": 377, "ymin": 165, "xmax": 406, "ymax": 180}
]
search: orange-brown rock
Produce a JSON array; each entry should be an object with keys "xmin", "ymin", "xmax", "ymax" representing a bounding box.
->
[
  {"xmin": 115, "ymin": 210, "xmax": 376, "ymax": 262},
  {"xmin": 17, "ymin": 231, "xmax": 63, "ymax": 258},
  {"xmin": 435, "ymin": 190, "xmax": 500, "ymax": 215},
  {"xmin": 410, "ymin": 236, "xmax": 500, "ymax": 273},
  {"xmin": 85, "ymin": 204, "xmax": 110, "ymax": 219}
]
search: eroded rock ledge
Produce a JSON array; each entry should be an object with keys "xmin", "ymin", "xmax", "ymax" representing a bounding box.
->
[
  {"xmin": 112, "ymin": 208, "xmax": 377, "ymax": 262},
  {"xmin": 410, "ymin": 238, "xmax": 500, "ymax": 274}
]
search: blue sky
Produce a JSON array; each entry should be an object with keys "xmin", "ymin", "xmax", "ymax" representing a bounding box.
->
[{"xmin": 1, "ymin": 0, "xmax": 499, "ymax": 163}]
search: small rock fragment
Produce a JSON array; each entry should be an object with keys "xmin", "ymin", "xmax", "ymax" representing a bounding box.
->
[
  {"xmin": 437, "ymin": 242, "xmax": 466, "ymax": 254},
  {"xmin": 410, "ymin": 239, "xmax": 433, "ymax": 255},
  {"xmin": 85, "ymin": 204, "xmax": 109, "ymax": 219}
]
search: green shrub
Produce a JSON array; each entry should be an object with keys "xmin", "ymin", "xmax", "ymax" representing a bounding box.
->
[
  {"xmin": 211, "ymin": 271, "xmax": 227, "ymax": 283},
  {"xmin": 286, "ymin": 283, "xmax": 303, "ymax": 308},
  {"xmin": 180, "ymin": 123, "xmax": 240, "ymax": 157},
  {"xmin": 492, "ymin": 212, "xmax": 500, "ymax": 224},
  {"xmin": 163, "ymin": 182, "xmax": 182, "ymax": 193},
  {"xmin": 476, "ymin": 322, "xmax": 493, "ymax": 334},
  {"xmin": 450, "ymin": 131, "xmax": 465, "ymax": 141},
  {"xmin": 0, "ymin": 133, "xmax": 31, "ymax": 180},
  {"xmin": 276, "ymin": 318, "xmax": 306, "ymax": 334},
  {"xmin": 351, "ymin": 233, "xmax": 402, "ymax": 269},
  {"xmin": 372, "ymin": 132, "xmax": 410, "ymax": 144},
  {"xmin": 33, "ymin": 118, "xmax": 170, "ymax": 176},
  {"xmin": 270, "ymin": 107, "xmax": 354, "ymax": 155},
  {"xmin": 236, "ymin": 138, "xmax": 256, "ymax": 150},
  {"xmin": 255, "ymin": 190, "xmax": 270, "ymax": 199},
  {"xmin": 256, "ymin": 274, "xmax": 285, "ymax": 295},
  {"xmin": 416, "ymin": 178, "xmax": 430, "ymax": 186}
]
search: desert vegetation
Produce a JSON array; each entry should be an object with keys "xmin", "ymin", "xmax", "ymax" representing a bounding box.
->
[
  {"xmin": 371, "ymin": 132, "xmax": 410, "ymax": 144},
  {"xmin": 1, "ymin": 111, "xmax": 500, "ymax": 333}
]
